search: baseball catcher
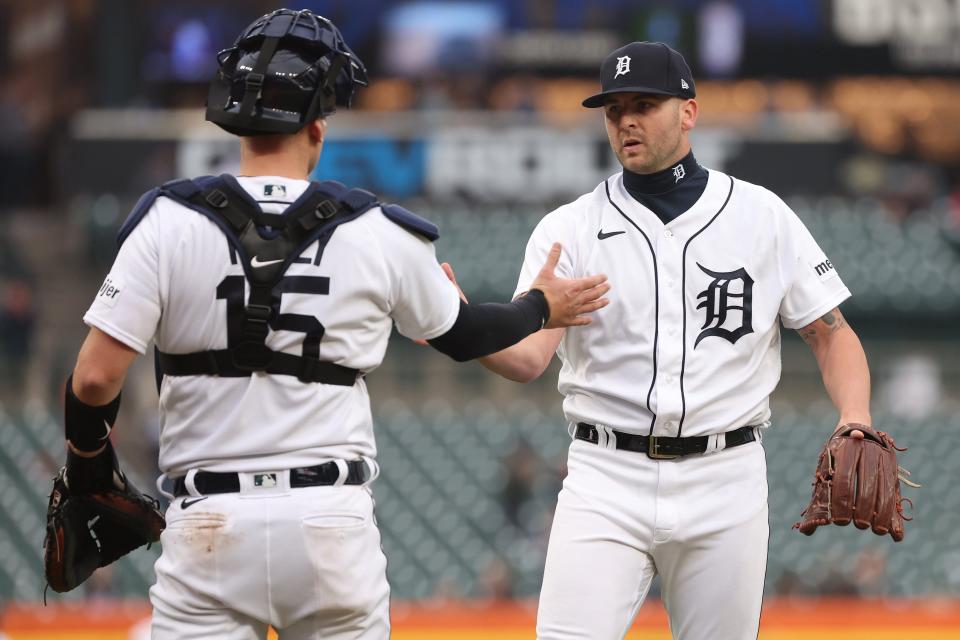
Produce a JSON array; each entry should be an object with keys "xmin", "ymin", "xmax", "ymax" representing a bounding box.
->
[
  {"xmin": 43, "ymin": 379, "xmax": 165, "ymax": 593},
  {"xmin": 795, "ymin": 423, "xmax": 919, "ymax": 541},
  {"xmin": 44, "ymin": 8, "xmax": 609, "ymax": 633}
]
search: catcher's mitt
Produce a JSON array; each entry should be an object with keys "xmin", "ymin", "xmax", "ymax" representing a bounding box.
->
[
  {"xmin": 794, "ymin": 424, "xmax": 918, "ymax": 541},
  {"xmin": 44, "ymin": 464, "xmax": 166, "ymax": 593}
]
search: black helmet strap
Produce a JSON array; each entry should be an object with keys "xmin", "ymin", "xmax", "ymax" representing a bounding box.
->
[
  {"xmin": 306, "ymin": 52, "xmax": 347, "ymax": 117},
  {"xmin": 237, "ymin": 36, "xmax": 282, "ymax": 120}
]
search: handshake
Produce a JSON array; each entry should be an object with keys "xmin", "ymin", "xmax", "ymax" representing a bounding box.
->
[{"xmin": 443, "ymin": 242, "xmax": 610, "ymax": 330}]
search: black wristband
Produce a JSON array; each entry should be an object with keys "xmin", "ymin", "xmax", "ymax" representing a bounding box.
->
[
  {"xmin": 428, "ymin": 290, "xmax": 550, "ymax": 362},
  {"xmin": 66, "ymin": 441, "xmax": 119, "ymax": 494},
  {"xmin": 524, "ymin": 288, "xmax": 550, "ymax": 327},
  {"xmin": 64, "ymin": 375, "xmax": 121, "ymax": 453}
]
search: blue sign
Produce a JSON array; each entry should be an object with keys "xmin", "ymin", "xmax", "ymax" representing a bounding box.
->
[{"xmin": 311, "ymin": 138, "xmax": 426, "ymax": 198}]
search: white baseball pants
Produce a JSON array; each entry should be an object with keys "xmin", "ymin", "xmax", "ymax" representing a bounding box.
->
[
  {"xmin": 150, "ymin": 478, "xmax": 390, "ymax": 639},
  {"xmin": 537, "ymin": 434, "xmax": 769, "ymax": 640}
]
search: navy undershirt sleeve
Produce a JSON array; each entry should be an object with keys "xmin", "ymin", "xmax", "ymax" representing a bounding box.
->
[{"xmin": 428, "ymin": 290, "xmax": 549, "ymax": 362}]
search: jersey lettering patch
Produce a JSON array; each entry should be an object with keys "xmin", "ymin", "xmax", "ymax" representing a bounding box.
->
[
  {"xmin": 811, "ymin": 258, "xmax": 838, "ymax": 282},
  {"xmin": 695, "ymin": 264, "xmax": 754, "ymax": 347},
  {"xmin": 96, "ymin": 276, "xmax": 123, "ymax": 308}
]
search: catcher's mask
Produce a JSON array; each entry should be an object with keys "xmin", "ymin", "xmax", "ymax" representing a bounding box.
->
[{"xmin": 206, "ymin": 8, "xmax": 368, "ymax": 136}]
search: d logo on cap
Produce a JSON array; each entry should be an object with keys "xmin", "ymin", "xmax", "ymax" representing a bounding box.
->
[
  {"xmin": 614, "ymin": 56, "xmax": 631, "ymax": 78},
  {"xmin": 582, "ymin": 41, "xmax": 696, "ymax": 108}
]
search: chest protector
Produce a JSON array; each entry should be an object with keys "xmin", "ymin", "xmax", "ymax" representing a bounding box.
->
[{"xmin": 118, "ymin": 174, "xmax": 435, "ymax": 387}]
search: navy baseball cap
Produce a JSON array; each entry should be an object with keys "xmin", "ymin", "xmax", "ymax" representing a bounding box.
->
[{"xmin": 582, "ymin": 41, "xmax": 696, "ymax": 108}]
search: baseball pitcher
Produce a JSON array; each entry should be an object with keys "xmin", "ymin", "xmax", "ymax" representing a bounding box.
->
[{"xmin": 447, "ymin": 42, "xmax": 914, "ymax": 639}]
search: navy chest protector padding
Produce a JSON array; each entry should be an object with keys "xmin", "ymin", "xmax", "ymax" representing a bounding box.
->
[
  {"xmin": 118, "ymin": 174, "xmax": 390, "ymax": 386},
  {"xmin": 380, "ymin": 204, "xmax": 439, "ymax": 241}
]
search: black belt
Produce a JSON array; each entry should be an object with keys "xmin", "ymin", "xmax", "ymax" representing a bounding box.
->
[
  {"xmin": 575, "ymin": 423, "xmax": 758, "ymax": 460},
  {"xmin": 173, "ymin": 459, "xmax": 369, "ymax": 497}
]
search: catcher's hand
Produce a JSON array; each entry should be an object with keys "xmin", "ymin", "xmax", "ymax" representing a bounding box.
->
[
  {"xmin": 794, "ymin": 423, "xmax": 918, "ymax": 541},
  {"xmin": 44, "ymin": 459, "xmax": 165, "ymax": 593}
]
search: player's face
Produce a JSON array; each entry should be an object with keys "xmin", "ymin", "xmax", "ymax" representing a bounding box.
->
[{"xmin": 603, "ymin": 93, "xmax": 695, "ymax": 174}]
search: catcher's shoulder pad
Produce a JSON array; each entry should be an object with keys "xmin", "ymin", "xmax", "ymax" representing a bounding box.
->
[
  {"xmin": 119, "ymin": 176, "xmax": 383, "ymax": 248},
  {"xmin": 116, "ymin": 187, "xmax": 161, "ymax": 248},
  {"xmin": 325, "ymin": 183, "xmax": 378, "ymax": 214},
  {"xmin": 116, "ymin": 176, "xmax": 223, "ymax": 248},
  {"xmin": 379, "ymin": 203, "xmax": 440, "ymax": 241},
  {"xmin": 297, "ymin": 179, "xmax": 378, "ymax": 216}
]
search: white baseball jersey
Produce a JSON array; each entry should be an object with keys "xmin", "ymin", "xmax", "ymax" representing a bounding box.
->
[
  {"xmin": 515, "ymin": 168, "xmax": 850, "ymax": 437},
  {"xmin": 84, "ymin": 175, "xmax": 460, "ymax": 476}
]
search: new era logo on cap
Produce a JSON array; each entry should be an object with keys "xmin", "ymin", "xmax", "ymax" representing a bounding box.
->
[{"xmin": 583, "ymin": 41, "xmax": 696, "ymax": 108}]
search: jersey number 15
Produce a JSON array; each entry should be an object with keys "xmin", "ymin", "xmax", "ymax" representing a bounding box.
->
[{"xmin": 216, "ymin": 275, "xmax": 329, "ymax": 357}]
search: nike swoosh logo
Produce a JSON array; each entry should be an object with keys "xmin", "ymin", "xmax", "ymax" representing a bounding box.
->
[
  {"xmin": 181, "ymin": 497, "xmax": 209, "ymax": 509},
  {"xmin": 251, "ymin": 256, "xmax": 284, "ymax": 268},
  {"xmin": 597, "ymin": 229, "xmax": 626, "ymax": 240},
  {"xmin": 98, "ymin": 420, "xmax": 112, "ymax": 441}
]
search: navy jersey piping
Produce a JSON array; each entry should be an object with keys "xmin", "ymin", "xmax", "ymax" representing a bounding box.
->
[
  {"xmin": 604, "ymin": 179, "xmax": 659, "ymax": 434},
  {"xmin": 677, "ymin": 176, "xmax": 735, "ymax": 436}
]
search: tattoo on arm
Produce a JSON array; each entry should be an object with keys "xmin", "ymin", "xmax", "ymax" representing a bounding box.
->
[
  {"xmin": 798, "ymin": 326, "xmax": 817, "ymax": 345},
  {"xmin": 796, "ymin": 308, "xmax": 846, "ymax": 346},
  {"xmin": 820, "ymin": 309, "xmax": 847, "ymax": 334}
]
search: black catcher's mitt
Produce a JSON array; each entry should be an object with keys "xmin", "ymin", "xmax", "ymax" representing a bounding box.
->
[{"xmin": 44, "ymin": 463, "xmax": 165, "ymax": 593}]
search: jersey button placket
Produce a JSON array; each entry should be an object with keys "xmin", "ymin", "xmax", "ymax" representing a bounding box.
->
[{"xmin": 654, "ymin": 228, "xmax": 683, "ymax": 436}]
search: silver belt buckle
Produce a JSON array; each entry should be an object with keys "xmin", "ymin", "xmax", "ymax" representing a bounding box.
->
[{"xmin": 647, "ymin": 436, "xmax": 680, "ymax": 460}]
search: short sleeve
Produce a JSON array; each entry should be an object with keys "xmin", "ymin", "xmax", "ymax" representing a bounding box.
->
[
  {"xmin": 778, "ymin": 206, "xmax": 851, "ymax": 330},
  {"xmin": 384, "ymin": 223, "xmax": 460, "ymax": 341},
  {"xmin": 513, "ymin": 208, "xmax": 577, "ymax": 299},
  {"xmin": 82, "ymin": 206, "xmax": 162, "ymax": 353}
]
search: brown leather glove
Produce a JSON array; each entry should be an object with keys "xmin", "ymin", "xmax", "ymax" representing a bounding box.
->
[{"xmin": 794, "ymin": 424, "xmax": 917, "ymax": 542}]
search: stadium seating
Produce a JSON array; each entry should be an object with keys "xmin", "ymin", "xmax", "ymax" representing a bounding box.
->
[{"xmin": 0, "ymin": 402, "xmax": 952, "ymax": 601}]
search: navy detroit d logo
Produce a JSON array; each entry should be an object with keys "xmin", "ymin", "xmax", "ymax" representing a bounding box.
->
[{"xmin": 694, "ymin": 264, "xmax": 754, "ymax": 347}]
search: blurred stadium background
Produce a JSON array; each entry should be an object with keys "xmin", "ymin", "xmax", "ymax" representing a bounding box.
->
[{"xmin": 1, "ymin": 0, "xmax": 960, "ymax": 637}]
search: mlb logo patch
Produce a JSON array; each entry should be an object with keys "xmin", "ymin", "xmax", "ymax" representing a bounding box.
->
[
  {"xmin": 264, "ymin": 184, "xmax": 287, "ymax": 198},
  {"xmin": 254, "ymin": 473, "xmax": 278, "ymax": 488}
]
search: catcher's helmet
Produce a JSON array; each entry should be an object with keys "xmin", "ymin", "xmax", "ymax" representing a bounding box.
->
[{"xmin": 206, "ymin": 9, "xmax": 368, "ymax": 136}]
